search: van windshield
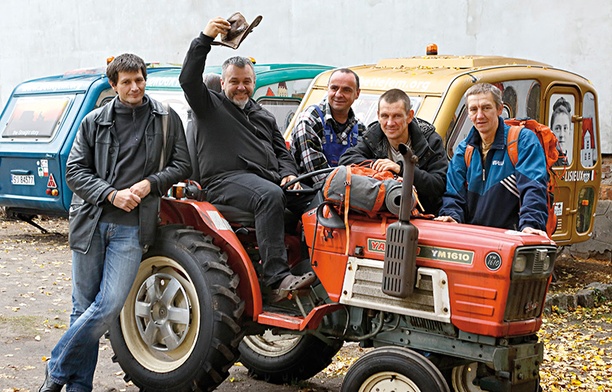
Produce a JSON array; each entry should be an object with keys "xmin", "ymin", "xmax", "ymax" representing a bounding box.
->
[
  {"xmin": 351, "ymin": 93, "xmax": 423, "ymax": 126},
  {"xmin": 1, "ymin": 95, "xmax": 72, "ymax": 140}
]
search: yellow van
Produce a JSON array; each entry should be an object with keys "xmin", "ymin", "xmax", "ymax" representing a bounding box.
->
[{"xmin": 285, "ymin": 52, "xmax": 600, "ymax": 246}]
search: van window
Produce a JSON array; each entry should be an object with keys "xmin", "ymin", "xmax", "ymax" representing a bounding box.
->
[
  {"xmin": 548, "ymin": 93, "xmax": 575, "ymax": 165},
  {"xmin": 253, "ymin": 79, "xmax": 325, "ymax": 132},
  {"xmin": 146, "ymin": 91, "xmax": 191, "ymax": 128},
  {"xmin": 580, "ymin": 92, "xmax": 597, "ymax": 168},
  {"xmin": 526, "ymin": 83, "xmax": 541, "ymax": 119},
  {"xmin": 1, "ymin": 95, "xmax": 73, "ymax": 141},
  {"xmin": 95, "ymin": 88, "xmax": 116, "ymax": 109},
  {"xmin": 576, "ymin": 187, "xmax": 595, "ymax": 234},
  {"xmin": 257, "ymin": 97, "xmax": 302, "ymax": 132},
  {"xmin": 446, "ymin": 96, "xmax": 470, "ymax": 158},
  {"xmin": 253, "ymin": 79, "xmax": 314, "ymax": 101}
]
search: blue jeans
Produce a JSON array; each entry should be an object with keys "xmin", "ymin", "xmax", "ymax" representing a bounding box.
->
[{"xmin": 47, "ymin": 222, "xmax": 142, "ymax": 392}]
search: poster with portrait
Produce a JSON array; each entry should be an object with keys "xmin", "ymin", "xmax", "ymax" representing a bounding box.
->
[{"xmin": 548, "ymin": 94, "xmax": 574, "ymax": 166}]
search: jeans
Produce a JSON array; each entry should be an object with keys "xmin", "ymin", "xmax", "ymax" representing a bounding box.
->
[
  {"xmin": 47, "ymin": 222, "xmax": 142, "ymax": 392},
  {"xmin": 207, "ymin": 172, "xmax": 293, "ymax": 286}
]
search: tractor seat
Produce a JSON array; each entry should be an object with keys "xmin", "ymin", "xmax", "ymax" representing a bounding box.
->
[
  {"xmin": 212, "ymin": 203, "xmax": 304, "ymax": 236},
  {"xmin": 213, "ymin": 204, "xmax": 255, "ymax": 228}
]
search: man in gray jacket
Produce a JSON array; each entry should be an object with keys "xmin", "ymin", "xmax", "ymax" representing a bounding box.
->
[{"xmin": 39, "ymin": 53, "xmax": 191, "ymax": 392}]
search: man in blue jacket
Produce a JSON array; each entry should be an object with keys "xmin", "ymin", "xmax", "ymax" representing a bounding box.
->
[{"xmin": 435, "ymin": 83, "xmax": 548, "ymax": 236}]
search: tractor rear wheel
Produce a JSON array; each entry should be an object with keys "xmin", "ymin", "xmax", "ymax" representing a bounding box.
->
[
  {"xmin": 109, "ymin": 225, "xmax": 244, "ymax": 391},
  {"xmin": 239, "ymin": 332, "xmax": 343, "ymax": 384}
]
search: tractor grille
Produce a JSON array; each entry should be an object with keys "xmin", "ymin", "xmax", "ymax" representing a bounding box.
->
[
  {"xmin": 340, "ymin": 257, "xmax": 451, "ymax": 323},
  {"xmin": 504, "ymin": 246, "xmax": 556, "ymax": 321},
  {"xmin": 409, "ymin": 316, "xmax": 446, "ymax": 333},
  {"xmin": 504, "ymin": 279, "xmax": 549, "ymax": 321}
]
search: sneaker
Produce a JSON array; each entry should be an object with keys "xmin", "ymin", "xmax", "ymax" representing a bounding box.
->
[{"xmin": 39, "ymin": 363, "xmax": 63, "ymax": 392}]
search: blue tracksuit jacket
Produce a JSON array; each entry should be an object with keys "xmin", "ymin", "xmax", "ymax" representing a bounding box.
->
[{"xmin": 439, "ymin": 117, "xmax": 548, "ymax": 231}]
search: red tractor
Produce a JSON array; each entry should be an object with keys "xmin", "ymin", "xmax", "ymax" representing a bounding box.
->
[{"xmin": 109, "ymin": 146, "xmax": 555, "ymax": 391}]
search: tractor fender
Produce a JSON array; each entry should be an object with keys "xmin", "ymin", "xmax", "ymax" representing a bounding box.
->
[{"xmin": 159, "ymin": 197, "xmax": 263, "ymax": 318}]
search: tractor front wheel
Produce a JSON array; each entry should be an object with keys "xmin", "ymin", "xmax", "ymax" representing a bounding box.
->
[
  {"xmin": 109, "ymin": 225, "xmax": 244, "ymax": 391},
  {"xmin": 341, "ymin": 346, "xmax": 450, "ymax": 392}
]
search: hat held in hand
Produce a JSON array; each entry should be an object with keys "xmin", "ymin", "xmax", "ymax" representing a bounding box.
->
[{"xmin": 212, "ymin": 12, "xmax": 263, "ymax": 50}]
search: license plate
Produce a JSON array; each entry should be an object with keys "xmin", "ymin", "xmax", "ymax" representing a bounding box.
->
[{"xmin": 11, "ymin": 174, "xmax": 35, "ymax": 185}]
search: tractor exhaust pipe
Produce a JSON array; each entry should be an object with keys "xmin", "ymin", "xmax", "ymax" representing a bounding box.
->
[
  {"xmin": 381, "ymin": 143, "xmax": 419, "ymax": 298},
  {"xmin": 398, "ymin": 143, "xmax": 417, "ymax": 222}
]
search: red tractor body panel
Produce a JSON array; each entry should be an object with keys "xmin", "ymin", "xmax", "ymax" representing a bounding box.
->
[
  {"xmin": 159, "ymin": 198, "xmax": 263, "ymax": 319},
  {"xmin": 302, "ymin": 212, "xmax": 554, "ymax": 338}
]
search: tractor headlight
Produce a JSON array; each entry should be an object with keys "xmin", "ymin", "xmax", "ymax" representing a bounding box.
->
[
  {"xmin": 542, "ymin": 254, "xmax": 551, "ymax": 271},
  {"xmin": 514, "ymin": 254, "xmax": 527, "ymax": 273}
]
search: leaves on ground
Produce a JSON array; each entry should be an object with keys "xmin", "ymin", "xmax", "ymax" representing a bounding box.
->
[{"xmin": 540, "ymin": 304, "xmax": 612, "ymax": 391}]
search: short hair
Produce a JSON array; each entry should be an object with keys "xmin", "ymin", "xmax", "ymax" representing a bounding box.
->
[
  {"xmin": 465, "ymin": 83, "xmax": 503, "ymax": 109},
  {"xmin": 221, "ymin": 56, "xmax": 255, "ymax": 80},
  {"xmin": 551, "ymin": 97, "xmax": 572, "ymax": 127},
  {"xmin": 329, "ymin": 68, "xmax": 360, "ymax": 90},
  {"xmin": 106, "ymin": 53, "xmax": 147, "ymax": 85},
  {"xmin": 379, "ymin": 88, "xmax": 411, "ymax": 112}
]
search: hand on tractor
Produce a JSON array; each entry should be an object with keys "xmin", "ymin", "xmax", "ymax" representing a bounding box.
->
[
  {"xmin": 522, "ymin": 227, "xmax": 549, "ymax": 237},
  {"xmin": 433, "ymin": 215, "xmax": 458, "ymax": 223}
]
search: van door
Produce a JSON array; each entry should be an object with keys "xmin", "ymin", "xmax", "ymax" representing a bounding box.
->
[{"xmin": 545, "ymin": 86, "xmax": 600, "ymax": 244}]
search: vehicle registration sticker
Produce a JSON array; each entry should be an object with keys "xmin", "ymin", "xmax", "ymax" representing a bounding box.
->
[{"xmin": 11, "ymin": 174, "xmax": 35, "ymax": 185}]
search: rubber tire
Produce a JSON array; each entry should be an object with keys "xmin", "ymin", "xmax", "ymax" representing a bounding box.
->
[
  {"xmin": 341, "ymin": 346, "xmax": 451, "ymax": 392},
  {"xmin": 239, "ymin": 333, "xmax": 343, "ymax": 384},
  {"xmin": 109, "ymin": 225, "xmax": 244, "ymax": 392}
]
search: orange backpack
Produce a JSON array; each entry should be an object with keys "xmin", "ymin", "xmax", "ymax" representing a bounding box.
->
[{"xmin": 464, "ymin": 119, "xmax": 562, "ymax": 237}]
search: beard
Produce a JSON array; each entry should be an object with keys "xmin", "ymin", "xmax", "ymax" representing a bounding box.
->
[{"xmin": 231, "ymin": 96, "xmax": 249, "ymax": 109}]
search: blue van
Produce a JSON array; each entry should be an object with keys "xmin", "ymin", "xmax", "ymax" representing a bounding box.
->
[{"xmin": 0, "ymin": 62, "xmax": 331, "ymax": 229}]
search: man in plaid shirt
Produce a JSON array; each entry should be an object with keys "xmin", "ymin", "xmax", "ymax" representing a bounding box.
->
[{"xmin": 290, "ymin": 68, "xmax": 366, "ymax": 185}]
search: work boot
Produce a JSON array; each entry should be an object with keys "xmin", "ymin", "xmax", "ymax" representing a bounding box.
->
[
  {"xmin": 39, "ymin": 363, "xmax": 63, "ymax": 392},
  {"xmin": 271, "ymin": 272, "xmax": 317, "ymax": 303}
]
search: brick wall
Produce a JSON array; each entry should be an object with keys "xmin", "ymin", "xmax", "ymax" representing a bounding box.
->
[{"xmin": 601, "ymin": 155, "xmax": 612, "ymax": 200}]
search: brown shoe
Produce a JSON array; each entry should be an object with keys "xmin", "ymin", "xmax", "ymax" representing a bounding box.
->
[
  {"xmin": 270, "ymin": 272, "xmax": 316, "ymax": 303},
  {"xmin": 277, "ymin": 272, "xmax": 316, "ymax": 290}
]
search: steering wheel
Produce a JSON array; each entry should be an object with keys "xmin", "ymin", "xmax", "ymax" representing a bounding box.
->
[{"xmin": 281, "ymin": 167, "xmax": 335, "ymax": 194}]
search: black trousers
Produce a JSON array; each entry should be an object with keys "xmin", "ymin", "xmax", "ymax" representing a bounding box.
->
[{"xmin": 206, "ymin": 172, "xmax": 313, "ymax": 286}]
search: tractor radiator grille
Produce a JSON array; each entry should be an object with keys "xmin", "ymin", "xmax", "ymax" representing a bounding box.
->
[
  {"xmin": 409, "ymin": 316, "xmax": 446, "ymax": 332},
  {"xmin": 504, "ymin": 279, "xmax": 549, "ymax": 321},
  {"xmin": 340, "ymin": 258, "xmax": 451, "ymax": 323}
]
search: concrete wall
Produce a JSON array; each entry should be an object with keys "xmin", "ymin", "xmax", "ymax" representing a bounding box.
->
[{"xmin": 1, "ymin": 0, "xmax": 610, "ymax": 152}]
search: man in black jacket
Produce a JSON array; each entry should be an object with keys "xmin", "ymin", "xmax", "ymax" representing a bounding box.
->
[
  {"xmin": 339, "ymin": 88, "xmax": 448, "ymax": 215},
  {"xmin": 39, "ymin": 54, "xmax": 191, "ymax": 392},
  {"xmin": 179, "ymin": 17, "xmax": 315, "ymax": 298}
]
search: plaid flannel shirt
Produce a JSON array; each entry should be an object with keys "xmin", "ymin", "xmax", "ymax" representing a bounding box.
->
[{"xmin": 290, "ymin": 100, "xmax": 365, "ymax": 184}]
